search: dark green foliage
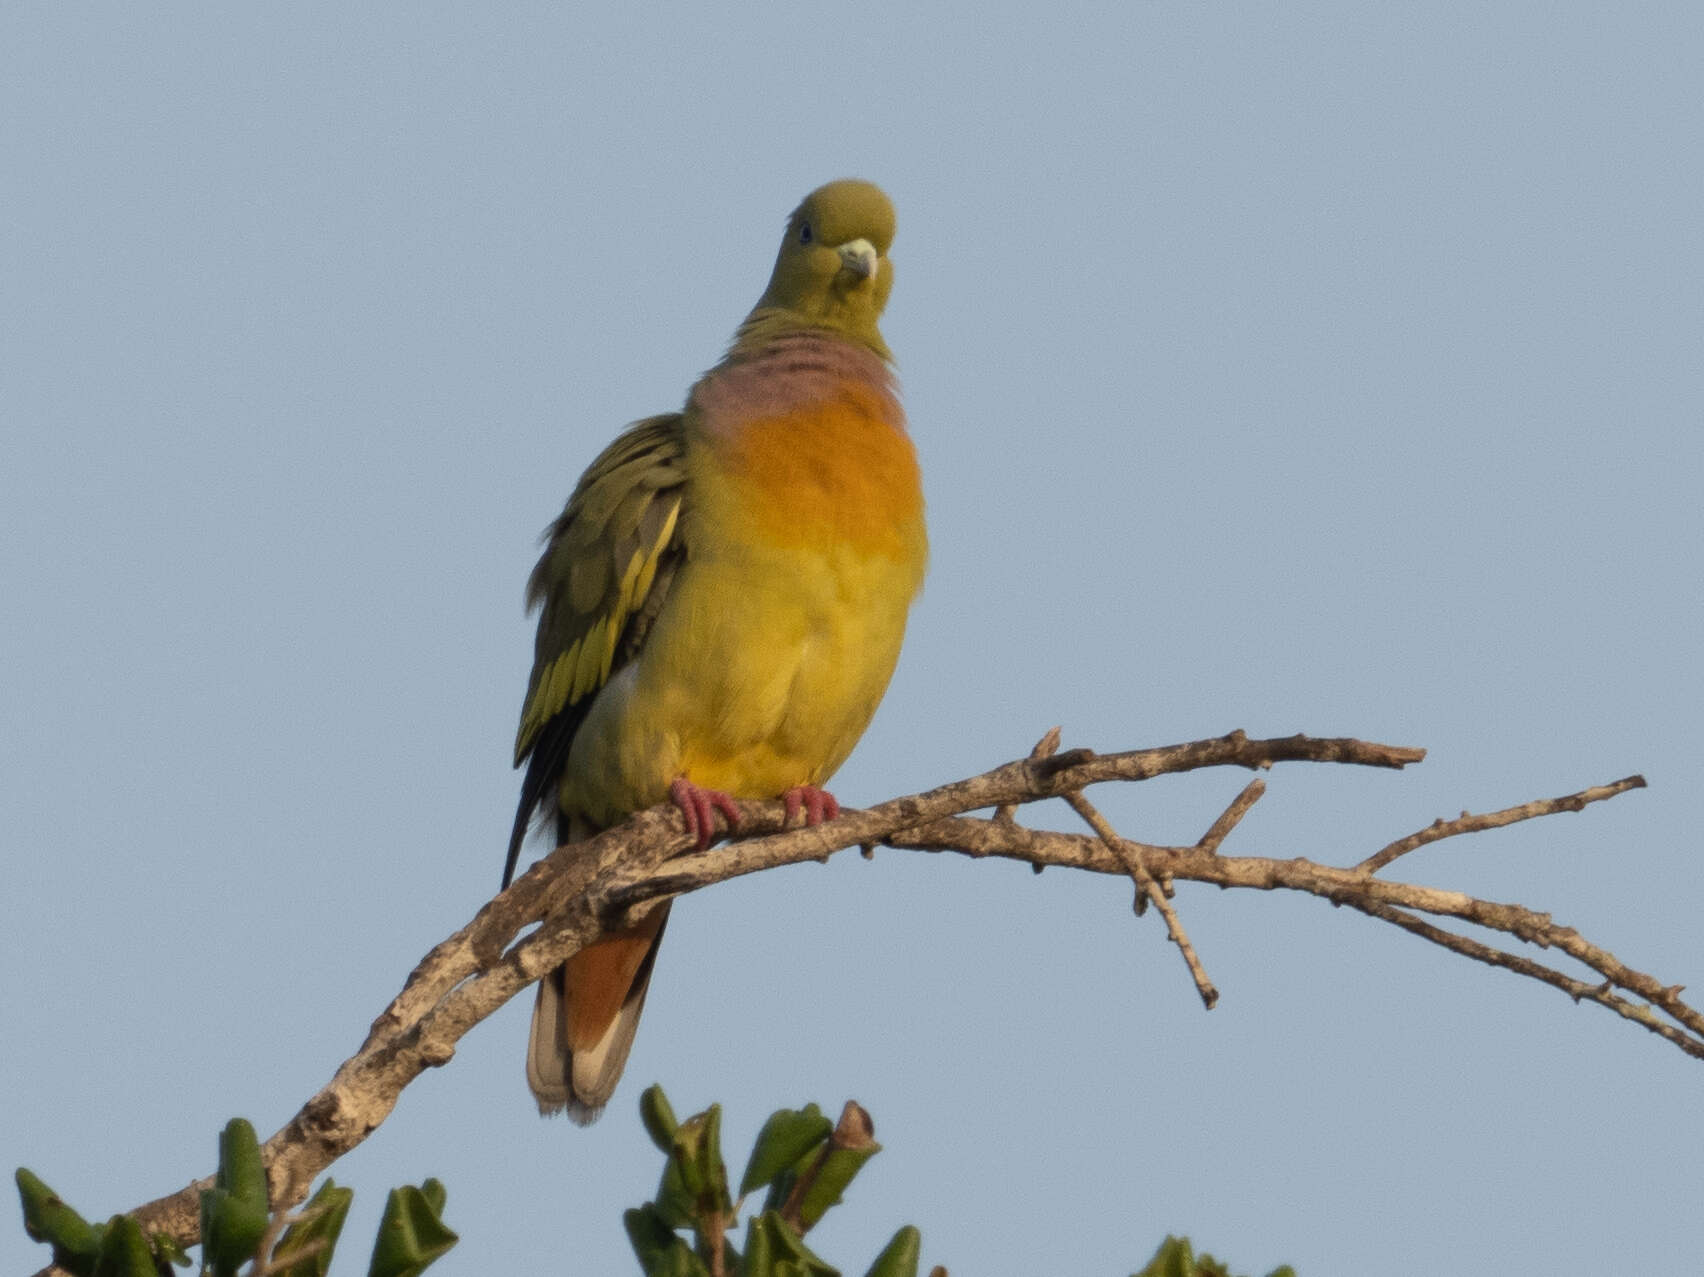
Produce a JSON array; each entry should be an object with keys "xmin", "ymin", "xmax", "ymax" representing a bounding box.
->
[
  {"xmin": 739, "ymin": 1210, "xmax": 835, "ymax": 1277},
  {"xmin": 270, "ymin": 1179, "xmax": 355, "ymax": 1277},
  {"xmin": 17, "ymin": 1168, "xmax": 106, "ymax": 1274},
  {"xmin": 758, "ymin": 1107, "xmax": 879, "ymax": 1235},
  {"xmin": 90, "ymin": 1215, "xmax": 159, "ymax": 1277},
  {"xmin": 738, "ymin": 1105, "xmax": 832, "ymax": 1198},
  {"xmin": 18, "ymin": 1103, "xmax": 1296, "ymax": 1275},
  {"xmin": 1131, "ymin": 1234, "xmax": 1297, "ymax": 1277},
  {"xmin": 625, "ymin": 1202, "xmax": 713, "ymax": 1277},
  {"xmin": 861, "ymin": 1226, "xmax": 920, "ymax": 1277},
  {"xmin": 16, "ymin": 1120, "xmax": 455, "ymax": 1277},
  {"xmin": 629, "ymin": 1085, "xmax": 921, "ymax": 1277},
  {"xmin": 666, "ymin": 1104, "xmax": 734, "ymax": 1238},
  {"xmin": 641, "ymin": 1084, "xmax": 682, "ymax": 1153},
  {"xmin": 368, "ymin": 1180, "xmax": 458, "ymax": 1277},
  {"xmin": 15, "ymin": 1171, "xmax": 181, "ymax": 1277},
  {"xmin": 201, "ymin": 1119, "xmax": 270, "ymax": 1276},
  {"xmin": 154, "ymin": 1233, "xmax": 193, "ymax": 1268},
  {"xmin": 625, "ymin": 1202, "xmax": 708, "ymax": 1277}
]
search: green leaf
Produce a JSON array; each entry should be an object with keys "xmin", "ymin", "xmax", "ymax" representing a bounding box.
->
[
  {"xmin": 214, "ymin": 1119, "xmax": 267, "ymax": 1210},
  {"xmin": 270, "ymin": 1179, "xmax": 354, "ymax": 1277},
  {"xmin": 672, "ymin": 1105, "xmax": 736, "ymax": 1261},
  {"xmin": 417, "ymin": 1178, "xmax": 447, "ymax": 1217},
  {"xmin": 1130, "ymin": 1235, "xmax": 1291, "ymax": 1277},
  {"xmin": 90, "ymin": 1214, "xmax": 157, "ymax": 1277},
  {"xmin": 640, "ymin": 1084, "xmax": 680, "ymax": 1153},
  {"xmin": 199, "ymin": 1189, "xmax": 269, "ymax": 1276},
  {"xmin": 650, "ymin": 1104, "xmax": 732, "ymax": 1232},
  {"xmin": 1135, "ymin": 1235, "xmax": 1203, "ymax": 1277},
  {"xmin": 739, "ymin": 1105, "xmax": 831, "ymax": 1198},
  {"xmin": 368, "ymin": 1182, "xmax": 458, "ymax": 1277},
  {"xmin": 742, "ymin": 1211, "xmax": 838, "ymax": 1277},
  {"xmin": 676, "ymin": 1105, "xmax": 732, "ymax": 1215},
  {"xmin": 151, "ymin": 1232, "xmax": 192, "ymax": 1268},
  {"xmin": 16, "ymin": 1168, "xmax": 106, "ymax": 1275},
  {"xmin": 761, "ymin": 1103, "xmax": 881, "ymax": 1234},
  {"xmin": 1132, "ymin": 1235, "xmax": 1173, "ymax": 1277},
  {"xmin": 623, "ymin": 1203, "xmax": 678, "ymax": 1266},
  {"xmin": 652, "ymin": 1135, "xmax": 696, "ymax": 1231},
  {"xmin": 788, "ymin": 1104, "xmax": 880, "ymax": 1235},
  {"xmin": 623, "ymin": 1205, "xmax": 710, "ymax": 1277},
  {"xmin": 743, "ymin": 1211, "xmax": 775, "ymax": 1277},
  {"xmin": 199, "ymin": 1189, "xmax": 269, "ymax": 1275},
  {"xmin": 788, "ymin": 1141, "xmax": 879, "ymax": 1235},
  {"xmin": 201, "ymin": 1119, "xmax": 271, "ymax": 1276},
  {"xmin": 862, "ymin": 1225, "xmax": 920, "ymax": 1277}
]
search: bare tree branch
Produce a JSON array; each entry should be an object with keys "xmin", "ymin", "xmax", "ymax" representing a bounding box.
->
[
  {"xmin": 50, "ymin": 729, "xmax": 1671, "ymax": 1277},
  {"xmin": 1062, "ymin": 787, "xmax": 1219, "ymax": 1009},
  {"xmin": 992, "ymin": 725, "xmax": 1062, "ymax": 826},
  {"xmin": 1198, "ymin": 778, "xmax": 1266, "ymax": 854},
  {"xmin": 1355, "ymin": 775, "xmax": 1647, "ymax": 874}
]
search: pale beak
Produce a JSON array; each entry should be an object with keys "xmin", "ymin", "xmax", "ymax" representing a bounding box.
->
[{"xmin": 836, "ymin": 238, "xmax": 878, "ymax": 280}]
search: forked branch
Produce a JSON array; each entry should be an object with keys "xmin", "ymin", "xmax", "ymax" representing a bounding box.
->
[{"xmin": 67, "ymin": 729, "xmax": 1667, "ymax": 1276}]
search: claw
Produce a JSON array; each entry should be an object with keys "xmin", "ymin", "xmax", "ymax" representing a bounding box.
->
[
  {"xmin": 782, "ymin": 785, "xmax": 841, "ymax": 828},
  {"xmin": 670, "ymin": 777, "xmax": 740, "ymax": 850}
]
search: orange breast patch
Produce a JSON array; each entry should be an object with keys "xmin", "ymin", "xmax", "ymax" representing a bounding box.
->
[{"xmin": 715, "ymin": 384, "xmax": 924, "ymax": 558}]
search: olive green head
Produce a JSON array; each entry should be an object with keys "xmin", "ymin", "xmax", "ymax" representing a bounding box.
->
[{"xmin": 737, "ymin": 178, "xmax": 897, "ymax": 358}]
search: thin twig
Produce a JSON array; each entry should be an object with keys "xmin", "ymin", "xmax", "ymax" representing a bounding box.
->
[
  {"xmin": 1347, "ymin": 898, "xmax": 1704, "ymax": 1061},
  {"xmin": 1198, "ymin": 778, "xmax": 1265, "ymax": 853},
  {"xmin": 1357, "ymin": 776, "xmax": 1646, "ymax": 874},
  {"xmin": 1063, "ymin": 789, "xmax": 1219, "ymax": 1010},
  {"xmin": 703, "ymin": 1208, "xmax": 727, "ymax": 1277},
  {"xmin": 778, "ymin": 1144, "xmax": 829, "ymax": 1236},
  {"xmin": 877, "ymin": 804, "xmax": 1688, "ymax": 1040},
  {"xmin": 248, "ymin": 1196, "xmax": 331, "ymax": 1277}
]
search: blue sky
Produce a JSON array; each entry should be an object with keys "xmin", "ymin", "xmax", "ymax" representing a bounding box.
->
[{"xmin": 4, "ymin": 4, "xmax": 1701, "ymax": 1274}]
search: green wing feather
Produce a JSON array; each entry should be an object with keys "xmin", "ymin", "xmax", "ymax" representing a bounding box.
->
[{"xmin": 504, "ymin": 414, "xmax": 689, "ymax": 886}]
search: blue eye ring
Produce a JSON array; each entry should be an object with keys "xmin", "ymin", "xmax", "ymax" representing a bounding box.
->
[{"xmin": 798, "ymin": 221, "xmax": 813, "ymax": 245}]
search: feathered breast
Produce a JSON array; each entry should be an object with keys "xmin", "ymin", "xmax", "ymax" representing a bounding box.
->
[{"xmin": 687, "ymin": 331, "xmax": 925, "ymax": 563}]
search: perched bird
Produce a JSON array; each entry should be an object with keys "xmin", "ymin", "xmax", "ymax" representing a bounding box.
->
[{"xmin": 504, "ymin": 179, "xmax": 927, "ymax": 1121}]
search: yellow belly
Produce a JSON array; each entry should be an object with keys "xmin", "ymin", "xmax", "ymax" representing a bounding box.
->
[{"xmin": 560, "ymin": 396, "xmax": 926, "ymax": 826}]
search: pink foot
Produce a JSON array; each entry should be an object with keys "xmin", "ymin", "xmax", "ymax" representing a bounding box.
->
[
  {"xmin": 671, "ymin": 777, "xmax": 740, "ymax": 850},
  {"xmin": 782, "ymin": 785, "xmax": 841, "ymax": 828}
]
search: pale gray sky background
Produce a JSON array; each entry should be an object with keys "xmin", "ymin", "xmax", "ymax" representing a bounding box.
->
[{"xmin": 5, "ymin": 4, "xmax": 1701, "ymax": 1274}]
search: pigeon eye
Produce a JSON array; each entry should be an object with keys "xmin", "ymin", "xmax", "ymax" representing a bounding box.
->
[{"xmin": 798, "ymin": 222, "xmax": 813, "ymax": 245}]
